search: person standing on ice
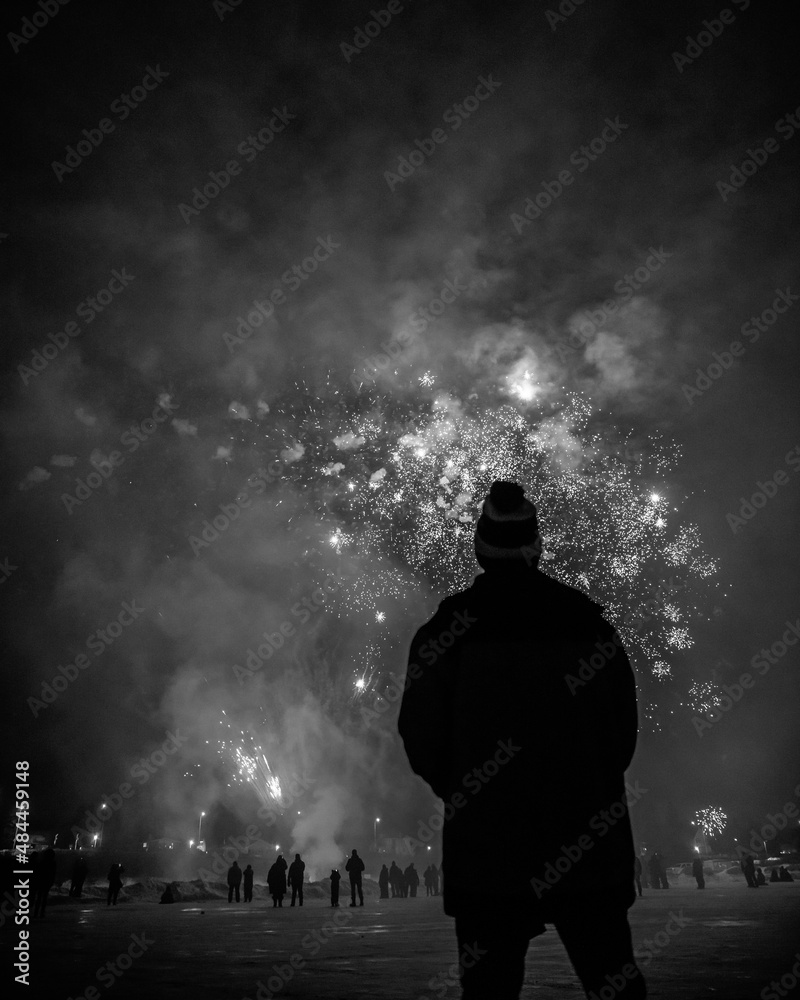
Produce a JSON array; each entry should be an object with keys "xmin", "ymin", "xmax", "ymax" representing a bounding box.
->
[
  {"xmin": 267, "ymin": 855, "xmax": 287, "ymax": 906},
  {"xmin": 243, "ymin": 864, "xmax": 254, "ymax": 902},
  {"xmin": 399, "ymin": 480, "xmax": 646, "ymax": 1000},
  {"xmin": 346, "ymin": 848, "xmax": 365, "ymax": 906},
  {"xmin": 288, "ymin": 853, "xmax": 305, "ymax": 906},
  {"xmin": 330, "ymin": 868, "xmax": 341, "ymax": 906},
  {"xmin": 692, "ymin": 857, "xmax": 705, "ymax": 889},
  {"xmin": 379, "ymin": 864, "xmax": 390, "ymax": 898},
  {"xmin": 389, "ymin": 860, "xmax": 402, "ymax": 897},
  {"xmin": 227, "ymin": 860, "xmax": 242, "ymax": 902},
  {"xmin": 633, "ymin": 856, "xmax": 643, "ymax": 897}
]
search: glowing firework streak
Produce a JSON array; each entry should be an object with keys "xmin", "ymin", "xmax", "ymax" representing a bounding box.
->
[{"xmin": 217, "ymin": 714, "xmax": 283, "ymax": 810}]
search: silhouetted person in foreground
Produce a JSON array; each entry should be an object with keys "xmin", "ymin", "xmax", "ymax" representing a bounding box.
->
[
  {"xmin": 346, "ymin": 849, "xmax": 364, "ymax": 906},
  {"xmin": 379, "ymin": 864, "xmax": 390, "ymax": 899},
  {"xmin": 32, "ymin": 847, "xmax": 57, "ymax": 917},
  {"xmin": 243, "ymin": 864, "xmax": 254, "ymax": 902},
  {"xmin": 330, "ymin": 869, "xmax": 341, "ymax": 907},
  {"xmin": 633, "ymin": 856, "xmax": 643, "ymax": 897},
  {"xmin": 70, "ymin": 856, "xmax": 88, "ymax": 897},
  {"xmin": 268, "ymin": 855, "xmax": 287, "ymax": 907},
  {"xmin": 692, "ymin": 857, "xmax": 705, "ymax": 889},
  {"xmin": 288, "ymin": 853, "xmax": 305, "ymax": 906},
  {"xmin": 107, "ymin": 863, "xmax": 124, "ymax": 906},
  {"xmin": 405, "ymin": 862, "xmax": 420, "ymax": 897},
  {"xmin": 227, "ymin": 860, "xmax": 242, "ymax": 902},
  {"xmin": 389, "ymin": 861, "xmax": 402, "ymax": 897},
  {"xmin": 399, "ymin": 480, "xmax": 646, "ymax": 1000}
]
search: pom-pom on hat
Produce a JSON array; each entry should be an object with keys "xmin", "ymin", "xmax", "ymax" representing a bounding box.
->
[{"xmin": 475, "ymin": 480, "xmax": 540, "ymax": 561}]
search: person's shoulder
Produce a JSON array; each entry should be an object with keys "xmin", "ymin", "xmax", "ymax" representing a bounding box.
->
[{"xmin": 536, "ymin": 570, "xmax": 605, "ymax": 615}]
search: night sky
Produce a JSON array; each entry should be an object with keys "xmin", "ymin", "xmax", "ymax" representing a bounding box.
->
[{"xmin": 1, "ymin": 0, "xmax": 798, "ymax": 862}]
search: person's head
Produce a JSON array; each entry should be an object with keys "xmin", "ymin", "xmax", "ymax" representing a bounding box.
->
[
  {"xmin": 233, "ymin": 861, "xmax": 239, "ymax": 867},
  {"xmin": 295, "ymin": 853, "xmax": 301, "ymax": 861},
  {"xmin": 475, "ymin": 481, "xmax": 541, "ymax": 572},
  {"xmin": 351, "ymin": 849, "xmax": 358, "ymax": 856}
]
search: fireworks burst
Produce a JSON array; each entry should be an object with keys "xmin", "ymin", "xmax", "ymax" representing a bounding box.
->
[{"xmin": 695, "ymin": 806, "xmax": 727, "ymax": 838}]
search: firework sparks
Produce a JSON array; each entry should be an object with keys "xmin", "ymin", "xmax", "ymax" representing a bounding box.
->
[{"xmin": 695, "ymin": 806, "xmax": 727, "ymax": 837}]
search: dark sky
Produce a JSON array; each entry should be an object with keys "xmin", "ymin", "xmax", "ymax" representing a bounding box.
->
[{"xmin": 1, "ymin": 0, "xmax": 798, "ymax": 859}]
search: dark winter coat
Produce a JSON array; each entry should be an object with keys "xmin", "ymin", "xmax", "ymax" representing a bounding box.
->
[
  {"xmin": 227, "ymin": 863, "xmax": 242, "ymax": 886},
  {"xmin": 288, "ymin": 859, "xmax": 305, "ymax": 886},
  {"xmin": 378, "ymin": 866, "xmax": 389, "ymax": 890},
  {"xmin": 399, "ymin": 566, "xmax": 639, "ymax": 916},
  {"xmin": 345, "ymin": 854, "xmax": 365, "ymax": 882},
  {"xmin": 267, "ymin": 858, "xmax": 287, "ymax": 895}
]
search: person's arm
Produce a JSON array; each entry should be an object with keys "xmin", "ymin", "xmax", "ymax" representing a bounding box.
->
[
  {"xmin": 398, "ymin": 604, "xmax": 457, "ymax": 799},
  {"xmin": 595, "ymin": 616, "xmax": 640, "ymax": 773}
]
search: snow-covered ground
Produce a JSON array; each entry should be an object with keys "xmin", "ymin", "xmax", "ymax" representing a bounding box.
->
[{"xmin": 10, "ymin": 877, "xmax": 800, "ymax": 999}]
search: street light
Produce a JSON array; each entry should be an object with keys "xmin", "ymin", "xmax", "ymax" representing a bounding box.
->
[
  {"xmin": 198, "ymin": 811, "xmax": 205, "ymax": 842},
  {"xmin": 374, "ymin": 817, "xmax": 380, "ymax": 851}
]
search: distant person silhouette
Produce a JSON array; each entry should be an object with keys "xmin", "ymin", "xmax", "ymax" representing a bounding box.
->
[
  {"xmin": 405, "ymin": 863, "xmax": 419, "ymax": 897},
  {"xmin": 70, "ymin": 856, "xmax": 88, "ymax": 897},
  {"xmin": 330, "ymin": 869, "xmax": 341, "ymax": 907},
  {"xmin": 32, "ymin": 847, "xmax": 57, "ymax": 917},
  {"xmin": 243, "ymin": 864, "xmax": 254, "ymax": 902},
  {"xmin": 633, "ymin": 856, "xmax": 643, "ymax": 897},
  {"xmin": 389, "ymin": 861, "xmax": 402, "ymax": 897},
  {"xmin": 107, "ymin": 863, "xmax": 124, "ymax": 906},
  {"xmin": 399, "ymin": 480, "xmax": 646, "ymax": 1000},
  {"xmin": 692, "ymin": 857, "xmax": 705, "ymax": 889},
  {"xmin": 755, "ymin": 867, "xmax": 767, "ymax": 886},
  {"xmin": 424, "ymin": 865, "xmax": 435, "ymax": 896},
  {"xmin": 160, "ymin": 884, "xmax": 175, "ymax": 904},
  {"xmin": 779, "ymin": 866, "xmax": 794, "ymax": 882},
  {"xmin": 770, "ymin": 867, "xmax": 780, "ymax": 883},
  {"xmin": 657, "ymin": 854, "xmax": 669, "ymax": 889},
  {"xmin": 288, "ymin": 854, "xmax": 305, "ymax": 906},
  {"xmin": 742, "ymin": 855, "xmax": 758, "ymax": 888},
  {"xmin": 398, "ymin": 868, "xmax": 408, "ymax": 898},
  {"xmin": 346, "ymin": 849, "xmax": 365, "ymax": 906},
  {"xmin": 379, "ymin": 864, "xmax": 390, "ymax": 899},
  {"xmin": 268, "ymin": 855, "xmax": 287, "ymax": 907},
  {"xmin": 227, "ymin": 860, "xmax": 242, "ymax": 902}
]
